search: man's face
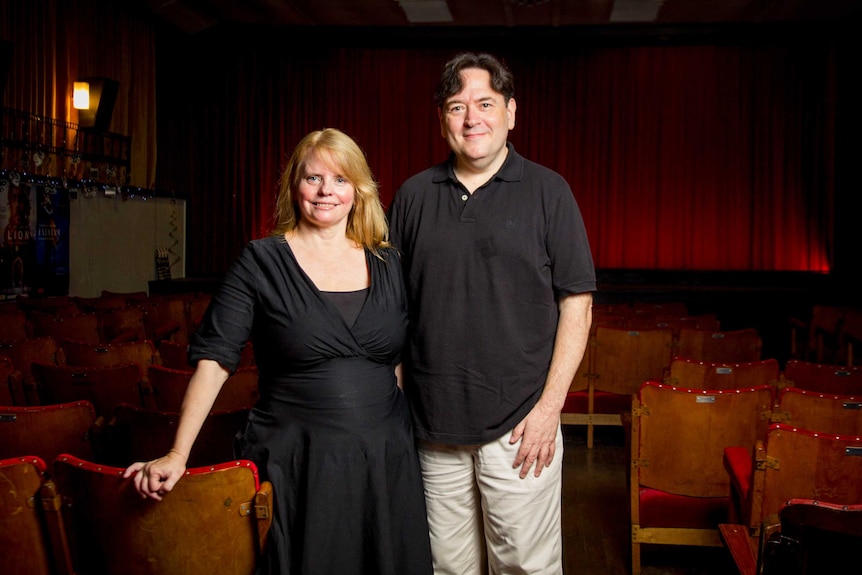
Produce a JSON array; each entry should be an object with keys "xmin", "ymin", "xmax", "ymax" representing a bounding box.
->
[{"xmin": 439, "ymin": 67, "xmax": 516, "ymax": 168}]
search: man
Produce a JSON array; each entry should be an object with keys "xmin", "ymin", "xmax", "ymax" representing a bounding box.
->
[{"xmin": 388, "ymin": 52, "xmax": 596, "ymax": 574}]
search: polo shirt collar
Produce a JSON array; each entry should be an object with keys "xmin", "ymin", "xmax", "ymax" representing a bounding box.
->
[{"xmin": 431, "ymin": 142, "xmax": 525, "ymax": 184}]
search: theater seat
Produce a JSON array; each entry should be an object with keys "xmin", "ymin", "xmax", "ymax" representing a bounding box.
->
[
  {"xmin": 629, "ymin": 381, "xmax": 774, "ymax": 575},
  {"xmin": 49, "ymin": 454, "xmax": 273, "ymax": 575}
]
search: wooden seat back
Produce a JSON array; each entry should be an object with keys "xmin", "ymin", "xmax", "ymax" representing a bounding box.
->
[
  {"xmin": 665, "ymin": 357, "xmax": 780, "ymax": 391},
  {"xmin": 74, "ymin": 295, "xmax": 128, "ymax": 313},
  {"xmin": 594, "ymin": 326, "xmax": 675, "ymax": 396},
  {"xmin": 31, "ymin": 362, "xmax": 148, "ymax": 416},
  {"xmin": 566, "ymin": 338, "xmax": 593, "ymax": 395},
  {"xmin": 0, "ymin": 308, "xmax": 30, "ymax": 342},
  {"xmin": 140, "ymin": 296, "xmax": 193, "ymax": 344},
  {"xmin": 29, "ymin": 312, "xmax": 102, "ymax": 344},
  {"xmin": 156, "ymin": 340, "xmax": 192, "ymax": 370},
  {"xmin": 157, "ymin": 339, "xmax": 254, "ymax": 371},
  {"xmin": 96, "ymin": 306, "xmax": 148, "ymax": 343},
  {"xmin": 148, "ymin": 365, "xmax": 259, "ymax": 412},
  {"xmin": 630, "ymin": 382, "xmax": 774, "ymax": 575},
  {"xmin": 563, "ymin": 310, "xmax": 628, "ymax": 395},
  {"xmin": 562, "ymin": 326, "xmax": 674, "ymax": 450},
  {"xmin": 216, "ymin": 367, "xmax": 260, "ymax": 412},
  {"xmin": 773, "ymin": 387, "xmax": 862, "ymax": 436},
  {"xmin": 747, "ymin": 424, "xmax": 862, "ymax": 539},
  {"xmin": 0, "ymin": 401, "xmax": 96, "ymax": 463},
  {"xmin": 676, "ymin": 327, "xmax": 762, "ymax": 364},
  {"xmin": 0, "ymin": 456, "xmax": 57, "ymax": 575},
  {"xmin": 51, "ymin": 454, "xmax": 272, "ymax": 575},
  {"xmin": 0, "ymin": 355, "xmax": 19, "ymax": 405},
  {"xmin": 721, "ymin": 499, "xmax": 862, "ymax": 575},
  {"xmin": 792, "ymin": 304, "xmax": 855, "ymax": 365},
  {"xmin": 0, "ymin": 337, "xmax": 63, "ymax": 405},
  {"xmin": 185, "ymin": 294, "xmax": 213, "ymax": 338},
  {"xmin": 59, "ymin": 339, "xmax": 160, "ymax": 376},
  {"xmin": 626, "ymin": 313, "xmax": 721, "ymax": 339},
  {"xmin": 781, "ymin": 359, "xmax": 862, "ymax": 396},
  {"xmin": 111, "ymin": 403, "xmax": 250, "ymax": 468},
  {"xmin": 636, "ymin": 382, "xmax": 774, "ymax": 497},
  {"xmin": 147, "ymin": 364, "xmax": 193, "ymax": 410},
  {"xmin": 100, "ymin": 290, "xmax": 149, "ymax": 305},
  {"xmin": 15, "ymin": 296, "xmax": 79, "ymax": 317},
  {"xmin": 760, "ymin": 499, "xmax": 862, "ymax": 575}
]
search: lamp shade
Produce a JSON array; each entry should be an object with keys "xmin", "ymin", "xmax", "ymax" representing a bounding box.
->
[
  {"xmin": 77, "ymin": 77, "xmax": 119, "ymax": 131},
  {"xmin": 73, "ymin": 81, "xmax": 90, "ymax": 109}
]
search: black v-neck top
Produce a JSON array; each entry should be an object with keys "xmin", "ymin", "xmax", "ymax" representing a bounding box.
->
[{"xmin": 322, "ymin": 288, "xmax": 370, "ymax": 327}]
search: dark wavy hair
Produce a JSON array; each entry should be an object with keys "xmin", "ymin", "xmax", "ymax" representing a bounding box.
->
[{"xmin": 434, "ymin": 52, "xmax": 515, "ymax": 108}]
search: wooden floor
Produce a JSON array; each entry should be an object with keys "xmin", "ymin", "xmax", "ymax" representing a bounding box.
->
[{"xmin": 561, "ymin": 425, "xmax": 737, "ymax": 575}]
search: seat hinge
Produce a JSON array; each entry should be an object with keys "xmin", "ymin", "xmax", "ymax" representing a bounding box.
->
[
  {"xmin": 756, "ymin": 455, "xmax": 780, "ymax": 470},
  {"xmin": 240, "ymin": 501, "xmax": 271, "ymax": 518},
  {"xmin": 632, "ymin": 406, "xmax": 649, "ymax": 417},
  {"xmin": 770, "ymin": 410, "xmax": 790, "ymax": 423}
]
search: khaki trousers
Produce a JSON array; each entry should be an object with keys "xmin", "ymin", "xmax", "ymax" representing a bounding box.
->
[{"xmin": 417, "ymin": 428, "xmax": 564, "ymax": 575}]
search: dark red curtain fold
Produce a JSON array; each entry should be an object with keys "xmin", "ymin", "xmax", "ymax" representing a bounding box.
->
[{"xmin": 154, "ymin": 37, "xmax": 836, "ymax": 277}]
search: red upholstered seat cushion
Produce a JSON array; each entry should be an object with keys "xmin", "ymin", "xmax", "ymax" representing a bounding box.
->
[
  {"xmin": 723, "ymin": 446, "xmax": 753, "ymax": 502},
  {"xmin": 563, "ymin": 391, "xmax": 588, "ymax": 412},
  {"xmin": 639, "ymin": 487, "xmax": 729, "ymax": 528}
]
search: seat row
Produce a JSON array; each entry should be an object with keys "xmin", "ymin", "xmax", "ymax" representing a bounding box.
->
[
  {"xmin": 27, "ymin": 361, "xmax": 260, "ymax": 418},
  {"xmin": 0, "ymin": 336, "xmax": 256, "ymax": 411},
  {"xmin": 5, "ymin": 386, "xmax": 858, "ymax": 575},
  {"xmin": 0, "ymin": 290, "xmax": 214, "ymax": 347},
  {"xmin": 722, "ymin": 497, "xmax": 862, "ymax": 575},
  {"xmin": 789, "ymin": 303, "xmax": 862, "ymax": 367},
  {"xmin": 562, "ymin": 321, "xmax": 862, "ymax": 447},
  {"xmin": 0, "ymin": 399, "xmax": 250, "ymax": 468},
  {"xmin": 0, "ymin": 453, "xmax": 271, "ymax": 575},
  {"xmin": 627, "ymin": 380, "xmax": 862, "ymax": 575},
  {"xmin": 562, "ymin": 323, "xmax": 764, "ymax": 448}
]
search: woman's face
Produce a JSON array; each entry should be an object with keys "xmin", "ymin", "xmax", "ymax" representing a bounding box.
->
[{"xmin": 295, "ymin": 151, "xmax": 355, "ymax": 232}]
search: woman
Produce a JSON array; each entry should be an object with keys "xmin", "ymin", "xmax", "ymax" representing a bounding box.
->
[{"xmin": 124, "ymin": 128, "xmax": 432, "ymax": 575}]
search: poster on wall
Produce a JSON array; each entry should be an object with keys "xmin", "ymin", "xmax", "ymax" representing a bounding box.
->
[
  {"xmin": 34, "ymin": 182, "xmax": 70, "ymax": 295},
  {"xmin": 0, "ymin": 170, "xmax": 70, "ymax": 298}
]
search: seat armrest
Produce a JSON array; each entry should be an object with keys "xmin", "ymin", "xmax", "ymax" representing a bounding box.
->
[
  {"xmin": 719, "ymin": 523, "xmax": 757, "ymax": 575},
  {"xmin": 255, "ymin": 480, "xmax": 274, "ymax": 555},
  {"xmin": 724, "ymin": 446, "xmax": 752, "ymax": 502}
]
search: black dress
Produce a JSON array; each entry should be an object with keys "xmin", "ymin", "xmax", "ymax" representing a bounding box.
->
[{"xmin": 188, "ymin": 236, "xmax": 432, "ymax": 575}]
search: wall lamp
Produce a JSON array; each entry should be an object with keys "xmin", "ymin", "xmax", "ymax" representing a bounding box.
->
[
  {"xmin": 73, "ymin": 81, "xmax": 90, "ymax": 109},
  {"xmin": 73, "ymin": 77, "xmax": 119, "ymax": 132}
]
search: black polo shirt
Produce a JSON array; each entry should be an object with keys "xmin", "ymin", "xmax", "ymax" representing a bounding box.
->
[{"xmin": 389, "ymin": 144, "xmax": 596, "ymax": 444}]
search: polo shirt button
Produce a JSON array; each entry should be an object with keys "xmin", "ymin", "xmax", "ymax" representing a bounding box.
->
[{"xmin": 461, "ymin": 194, "xmax": 468, "ymax": 201}]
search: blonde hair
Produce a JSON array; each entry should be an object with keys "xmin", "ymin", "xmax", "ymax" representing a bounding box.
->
[{"xmin": 272, "ymin": 128, "xmax": 390, "ymax": 255}]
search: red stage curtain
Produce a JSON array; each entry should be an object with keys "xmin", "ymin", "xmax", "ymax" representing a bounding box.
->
[
  {"xmin": 153, "ymin": 40, "xmax": 836, "ymax": 276},
  {"xmin": 0, "ymin": 3, "xmax": 841, "ymax": 283}
]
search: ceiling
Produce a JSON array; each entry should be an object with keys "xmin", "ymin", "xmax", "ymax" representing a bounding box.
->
[{"xmin": 137, "ymin": 0, "xmax": 859, "ymax": 35}]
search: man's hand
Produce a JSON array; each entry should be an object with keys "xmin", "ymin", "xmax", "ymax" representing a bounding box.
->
[{"xmin": 509, "ymin": 401, "xmax": 560, "ymax": 479}]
